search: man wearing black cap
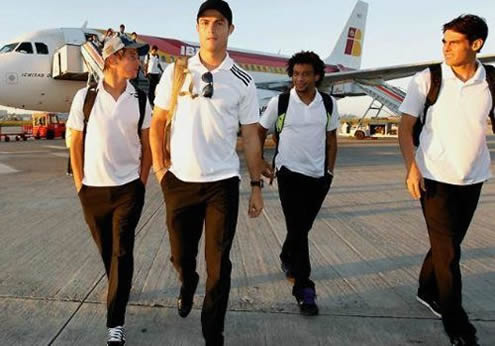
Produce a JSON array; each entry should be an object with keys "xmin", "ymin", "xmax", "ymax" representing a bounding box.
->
[
  {"xmin": 150, "ymin": 1, "xmax": 263, "ymax": 345},
  {"xmin": 67, "ymin": 35, "xmax": 152, "ymax": 346}
]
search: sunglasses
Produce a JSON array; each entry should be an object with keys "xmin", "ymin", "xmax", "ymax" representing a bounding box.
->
[{"xmin": 201, "ymin": 72, "xmax": 214, "ymax": 98}]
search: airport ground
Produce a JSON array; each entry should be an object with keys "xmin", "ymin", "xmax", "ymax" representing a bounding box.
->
[{"xmin": 0, "ymin": 137, "xmax": 494, "ymax": 345}]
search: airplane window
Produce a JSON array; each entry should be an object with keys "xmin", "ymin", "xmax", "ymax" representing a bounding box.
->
[
  {"xmin": 35, "ymin": 43, "xmax": 49, "ymax": 55},
  {"xmin": 15, "ymin": 42, "xmax": 34, "ymax": 54},
  {"xmin": 0, "ymin": 42, "xmax": 19, "ymax": 54}
]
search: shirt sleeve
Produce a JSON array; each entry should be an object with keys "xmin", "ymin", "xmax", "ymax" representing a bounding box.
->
[
  {"xmin": 66, "ymin": 88, "xmax": 87, "ymax": 132},
  {"xmin": 153, "ymin": 63, "xmax": 174, "ymax": 110},
  {"xmin": 141, "ymin": 98, "xmax": 153, "ymax": 129},
  {"xmin": 259, "ymin": 96, "xmax": 279, "ymax": 131},
  {"xmin": 239, "ymin": 81, "xmax": 260, "ymax": 125},
  {"xmin": 327, "ymin": 96, "xmax": 340, "ymax": 131},
  {"xmin": 398, "ymin": 68, "xmax": 430, "ymax": 118}
]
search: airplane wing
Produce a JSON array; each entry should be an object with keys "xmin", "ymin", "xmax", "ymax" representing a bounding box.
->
[{"xmin": 256, "ymin": 54, "xmax": 495, "ymax": 91}]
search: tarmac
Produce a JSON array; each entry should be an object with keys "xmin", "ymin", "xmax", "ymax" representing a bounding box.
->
[{"xmin": 0, "ymin": 137, "xmax": 494, "ymax": 346}]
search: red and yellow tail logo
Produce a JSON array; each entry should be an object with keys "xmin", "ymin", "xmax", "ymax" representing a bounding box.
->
[{"xmin": 345, "ymin": 27, "xmax": 362, "ymax": 57}]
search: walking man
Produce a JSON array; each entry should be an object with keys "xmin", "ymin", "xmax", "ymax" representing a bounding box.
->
[
  {"xmin": 398, "ymin": 15, "xmax": 492, "ymax": 346},
  {"xmin": 150, "ymin": 1, "xmax": 263, "ymax": 345},
  {"xmin": 67, "ymin": 35, "xmax": 151, "ymax": 345},
  {"xmin": 258, "ymin": 51, "xmax": 339, "ymax": 316},
  {"xmin": 144, "ymin": 45, "xmax": 163, "ymax": 105}
]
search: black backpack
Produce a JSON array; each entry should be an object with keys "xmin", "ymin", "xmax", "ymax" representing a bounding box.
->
[
  {"xmin": 412, "ymin": 63, "xmax": 495, "ymax": 146},
  {"xmin": 271, "ymin": 91, "xmax": 334, "ymax": 180},
  {"xmin": 82, "ymin": 83, "xmax": 147, "ymax": 155}
]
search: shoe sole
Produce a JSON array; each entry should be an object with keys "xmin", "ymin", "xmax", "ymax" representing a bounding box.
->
[{"xmin": 416, "ymin": 295, "xmax": 442, "ymax": 318}]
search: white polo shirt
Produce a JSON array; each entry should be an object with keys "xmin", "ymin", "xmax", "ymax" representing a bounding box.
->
[
  {"xmin": 145, "ymin": 54, "xmax": 162, "ymax": 75},
  {"xmin": 154, "ymin": 52, "xmax": 259, "ymax": 182},
  {"xmin": 67, "ymin": 80, "xmax": 152, "ymax": 187},
  {"xmin": 259, "ymin": 88, "xmax": 340, "ymax": 178},
  {"xmin": 399, "ymin": 61, "xmax": 492, "ymax": 185}
]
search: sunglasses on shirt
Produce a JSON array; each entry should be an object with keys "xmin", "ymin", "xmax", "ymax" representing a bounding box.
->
[{"xmin": 201, "ymin": 72, "xmax": 214, "ymax": 98}]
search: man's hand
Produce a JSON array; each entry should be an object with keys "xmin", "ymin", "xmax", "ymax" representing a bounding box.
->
[
  {"xmin": 406, "ymin": 162, "xmax": 426, "ymax": 200},
  {"xmin": 155, "ymin": 168, "xmax": 167, "ymax": 184},
  {"xmin": 248, "ymin": 187, "xmax": 263, "ymax": 218},
  {"xmin": 261, "ymin": 160, "xmax": 274, "ymax": 180},
  {"xmin": 76, "ymin": 181, "xmax": 83, "ymax": 193}
]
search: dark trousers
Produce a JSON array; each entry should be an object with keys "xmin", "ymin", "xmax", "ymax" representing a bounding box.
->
[
  {"xmin": 161, "ymin": 172, "xmax": 240, "ymax": 344},
  {"xmin": 419, "ymin": 178, "xmax": 482, "ymax": 339},
  {"xmin": 147, "ymin": 73, "xmax": 160, "ymax": 105},
  {"xmin": 277, "ymin": 166, "xmax": 331, "ymax": 293},
  {"xmin": 78, "ymin": 179, "xmax": 145, "ymax": 327}
]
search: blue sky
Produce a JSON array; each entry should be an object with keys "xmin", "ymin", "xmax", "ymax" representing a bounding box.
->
[{"xmin": 1, "ymin": 0, "xmax": 495, "ymax": 115}]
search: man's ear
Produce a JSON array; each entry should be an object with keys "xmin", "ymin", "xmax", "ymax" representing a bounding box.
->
[
  {"xmin": 472, "ymin": 38, "xmax": 484, "ymax": 53},
  {"xmin": 229, "ymin": 24, "xmax": 235, "ymax": 36}
]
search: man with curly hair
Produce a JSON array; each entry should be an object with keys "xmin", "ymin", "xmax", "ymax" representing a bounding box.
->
[{"xmin": 258, "ymin": 51, "xmax": 339, "ymax": 316}]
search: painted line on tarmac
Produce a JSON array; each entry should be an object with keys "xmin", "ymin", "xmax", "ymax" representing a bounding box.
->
[
  {"xmin": 0, "ymin": 163, "xmax": 19, "ymax": 174},
  {"xmin": 43, "ymin": 145, "xmax": 67, "ymax": 150}
]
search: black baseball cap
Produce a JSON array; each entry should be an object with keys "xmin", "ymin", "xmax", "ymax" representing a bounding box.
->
[{"xmin": 197, "ymin": 0, "xmax": 233, "ymax": 25}]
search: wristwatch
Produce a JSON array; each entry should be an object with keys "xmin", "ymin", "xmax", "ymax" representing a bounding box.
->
[
  {"xmin": 327, "ymin": 169, "xmax": 334, "ymax": 177},
  {"xmin": 250, "ymin": 180, "xmax": 264, "ymax": 188}
]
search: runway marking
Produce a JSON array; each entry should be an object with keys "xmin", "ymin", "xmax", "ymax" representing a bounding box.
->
[
  {"xmin": 51, "ymin": 153, "xmax": 69, "ymax": 158},
  {"xmin": 0, "ymin": 163, "xmax": 18, "ymax": 174},
  {"xmin": 43, "ymin": 145, "xmax": 67, "ymax": 150},
  {"xmin": 0, "ymin": 151, "xmax": 48, "ymax": 155}
]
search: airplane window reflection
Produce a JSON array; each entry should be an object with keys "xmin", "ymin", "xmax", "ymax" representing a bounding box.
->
[
  {"xmin": 35, "ymin": 42, "xmax": 49, "ymax": 55},
  {"xmin": 0, "ymin": 42, "xmax": 19, "ymax": 54},
  {"xmin": 15, "ymin": 42, "xmax": 34, "ymax": 54}
]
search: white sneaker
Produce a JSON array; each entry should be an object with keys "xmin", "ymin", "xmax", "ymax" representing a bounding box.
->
[{"xmin": 107, "ymin": 326, "xmax": 126, "ymax": 345}]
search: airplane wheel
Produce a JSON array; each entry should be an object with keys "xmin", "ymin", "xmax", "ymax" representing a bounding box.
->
[{"xmin": 355, "ymin": 131, "xmax": 365, "ymax": 140}]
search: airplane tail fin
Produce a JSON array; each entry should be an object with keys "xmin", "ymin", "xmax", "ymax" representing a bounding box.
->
[{"xmin": 325, "ymin": 1, "xmax": 368, "ymax": 70}]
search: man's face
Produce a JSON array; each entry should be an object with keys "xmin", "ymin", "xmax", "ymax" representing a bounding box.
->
[
  {"xmin": 120, "ymin": 26, "xmax": 125, "ymax": 33},
  {"xmin": 131, "ymin": 34, "xmax": 137, "ymax": 40},
  {"xmin": 197, "ymin": 10, "xmax": 234, "ymax": 53},
  {"xmin": 109, "ymin": 48, "xmax": 140, "ymax": 79},
  {"xmin": 292, "ymin": 63, "xmax": 319, "ymax": 93},
  {"xmin": 443, "ymin": 29, "xmax": 481, "ymax": 67},
  {"xmin": 151, "ymin": 48, "xmax": 158, "ymax": 55}
]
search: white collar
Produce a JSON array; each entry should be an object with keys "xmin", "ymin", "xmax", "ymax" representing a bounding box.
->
[{"xmin": 188, "ymin": 51, "xmax": 234, "ymax": 72}]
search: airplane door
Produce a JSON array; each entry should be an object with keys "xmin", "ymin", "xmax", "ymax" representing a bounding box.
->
[{"xmin": 62, "ymin": 29, "xmax": 86, "ymax": 45}]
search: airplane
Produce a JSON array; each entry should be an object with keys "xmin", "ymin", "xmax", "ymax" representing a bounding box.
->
[{"xmin": 0, "ymin": 0, "xmax": 494, "ymax": 115}]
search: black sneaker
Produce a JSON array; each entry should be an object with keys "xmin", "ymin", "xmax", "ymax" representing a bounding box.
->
[
  {"xmin": 451, "ymin": 335, "xmax": 480, "ymax": 346},
  {"xmin": 281, "ymin": 261, "xmax": 294, "ymax": 280},
  {"xmin": 107, "ymin": 326, "xmax": 126, "ymax": 346},
  {"xmin": 177, "ymin": 272, "xmax": 199, "ymax": 318},
  {"xmin": 295, "ymin": 287, "xmax": 319, "ymax": 316},
  {"xmin": 416, "ymin": 291, "xmax": 442, "ymax": 318}
]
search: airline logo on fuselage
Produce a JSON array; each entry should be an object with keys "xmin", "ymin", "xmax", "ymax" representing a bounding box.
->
[{"xmin": 345, "ymin": 27, "xmax": 362, "ymax": 57}]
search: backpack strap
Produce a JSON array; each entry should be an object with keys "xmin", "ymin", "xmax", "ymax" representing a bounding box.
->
[
  {"xmin": 82, "ymin": 82, "xmax": 98, "ymax": 162},
  {"xmin": 270, "ymin": 92, "xmax": 290, "ymax": 183},
  {"xmin": 319, "ymin": 91, "xmax": 334, "ymax": 172},
  {"xmin": 483, "ymin": 64, "xmax": 495, "ymax": 133},
  {"xmin": 320, "ymin": 91, "xmax": 334, "ymax": 130},
  {"xmin": 413, "ymin": 64, "xmax": 442, "ymax": 146},
  {"xmin": 163, "ymin": 56, "xmax": 190, "ymax": 168},
  {"xmin": 135, "ymin": 87, "xmax": 147, "ymax": 138}
]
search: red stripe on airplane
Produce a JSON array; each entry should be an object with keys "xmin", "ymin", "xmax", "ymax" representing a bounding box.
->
[
  {"xmin": 376, "ymin": 85, "xmax": 404, "ymax": 102},
  {"xmin": 137, "ymin": 35, "xmax": 341, "ymax": 71}
]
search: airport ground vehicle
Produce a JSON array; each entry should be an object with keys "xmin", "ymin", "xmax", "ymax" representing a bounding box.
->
[
  {"xmin": 0, "ymin": 124, "xmax": 32, "ymax": 142},
  {"xmin": 32, "ymin": 113, "xmax": 65, "ymax": 140},
  {"xmin": 340, "ymin": 118, "xmax": 399, "ymax": 140}
]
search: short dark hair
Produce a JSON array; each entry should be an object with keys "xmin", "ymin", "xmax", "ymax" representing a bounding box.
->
[
  {"xmin": 131, "ymin": 32, "xmax": 137, "ymax": 36},
  {"xmin": 120, "ymin": 24, "xmax": 125, "ymax": 28},
  {"xmin": 443, "ymin": 14, "xmax": 488, "ymax": 52},
  {"xmin": 287, "ymin": 51, "xmax": 325, "ymax": 87},
  {"xmin": 152, "ymin": 45, "xmax": 158, "ymax": 51}
]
